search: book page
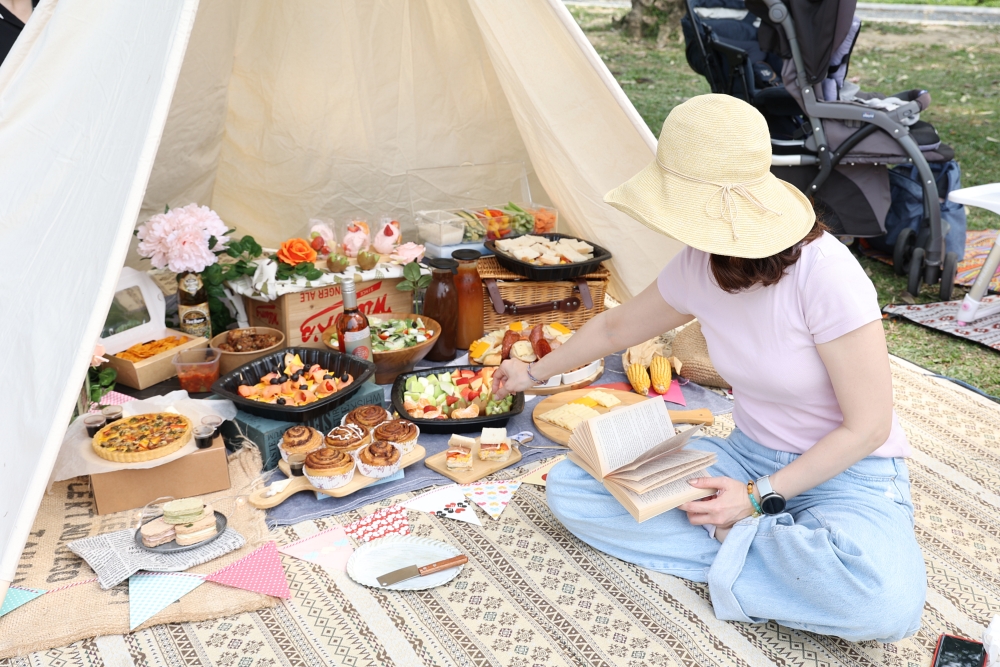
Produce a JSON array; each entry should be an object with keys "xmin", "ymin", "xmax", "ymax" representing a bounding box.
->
[
  {"xmin": 612, "ymin": 425, "xmax": 703, "ymax": 474},
  {"xmin": 590, "ymin": 399, "xmax": 674, "ymax": 476},
  {"xmin": 611, "ymin": 455, "xmax": 716, "ymax": 495},
  {"xmin": 609, "ymin": 448, "xmax": 714, "ymax": 482},
  {"xmin": 611, "ymin": 471, "xmax": 714, "ymax": 512}
]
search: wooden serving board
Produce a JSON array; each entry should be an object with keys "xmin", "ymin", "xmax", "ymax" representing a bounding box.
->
[
  {"xmin": 424, "ymin": 438, "xmax": 523, "ymax": 484},
  {"xmin": 248, "ymin": 445, "xmax": 425, "ymax": 509},
  {"xmin": 525, "ymin": 361, "xmax": 605, "ymax": 396},
  {"xmin": 531, "ymin": 388, "xmax": 714, "ymax": 446}
]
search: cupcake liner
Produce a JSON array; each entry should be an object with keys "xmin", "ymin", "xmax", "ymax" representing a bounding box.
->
[
  {"xmin": 372, "ymin": 421, "xmax": 420, "ymax": 455},
  {"xmin": 356, "ymin": 442, "xmax": 402, "ymax": 479},
  {"xmin": 305, "ymin": 463, "xmax": 356, "ymax": 490},
  {"xmin": 341, "ymin": 406, "xmax": 390, "ymax": 429},
  {"xmin": 280, "ymin": 442, "xmax": 323, "ymax": 462}
]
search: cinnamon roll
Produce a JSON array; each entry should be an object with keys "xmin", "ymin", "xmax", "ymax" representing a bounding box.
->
[
  {"xmin": 356, "ymin": 440, "xmax": 402, "ymax": 478},
  {"xmin": 344, "ymin": 404, "xmax": 389, "ymax": 429},
  {"xmin": 372, "ymin": 419, "xmax": 419, "ymax": 447},
  {"xmin": 280, "ymin": 425, "xmax": 323, "ymax": 460},
  {"xmin": 304, "ymin": 448, "xmax": 354, "ymax": 477},
  {"xmin": 325, "ymin": 424, "xmax": 371, "ymax": 453}
]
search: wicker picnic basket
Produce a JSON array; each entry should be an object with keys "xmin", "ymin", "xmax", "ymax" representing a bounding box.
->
[{"xmin": 478, "ymin": 255, "xmax": 609, "ymax": 330}]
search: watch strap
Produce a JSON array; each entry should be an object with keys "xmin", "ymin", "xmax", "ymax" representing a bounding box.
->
[{"xmin": 755, "ymin": 475, "xmax": 774, "ymax": 497}]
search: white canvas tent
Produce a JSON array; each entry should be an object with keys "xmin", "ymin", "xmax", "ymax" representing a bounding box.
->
[{"xmin": 0, "ymin": 0, "xmax": 683, "ymax": 607}]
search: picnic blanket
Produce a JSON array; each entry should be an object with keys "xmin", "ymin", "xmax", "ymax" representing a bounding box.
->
[{"xmin": 4, "ymin": 358, "xmax": 997, "ymax": 666}]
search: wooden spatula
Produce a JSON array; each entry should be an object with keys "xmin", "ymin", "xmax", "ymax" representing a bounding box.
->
[{"xmin": 667, "ymin": 408, "xmax": 714, "ymax": 426}]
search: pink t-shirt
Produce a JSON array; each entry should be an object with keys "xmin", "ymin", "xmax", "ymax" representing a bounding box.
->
[{"xmin": 658, "ymin": 232, "xmax": 910, "ymax": 458}]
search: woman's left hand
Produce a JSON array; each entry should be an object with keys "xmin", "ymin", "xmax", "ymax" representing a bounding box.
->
[{"xmin": 678, "ymin": 476, "xmax": 754, "ymax": 528}]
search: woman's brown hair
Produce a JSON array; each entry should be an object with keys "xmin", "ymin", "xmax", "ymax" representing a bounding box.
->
[{"xmin": 709, "ymin": 220, "xmax": 827, "ymax": 293}]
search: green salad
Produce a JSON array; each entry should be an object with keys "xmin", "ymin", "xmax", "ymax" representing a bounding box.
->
[{"xmin": 369, "ymin": 317, "xmax": 435, "ymax": 352}]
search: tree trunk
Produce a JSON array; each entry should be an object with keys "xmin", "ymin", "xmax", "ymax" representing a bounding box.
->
[{"xmin": 619, "ymin": 0, "xmax": 685, "ymax": 41}]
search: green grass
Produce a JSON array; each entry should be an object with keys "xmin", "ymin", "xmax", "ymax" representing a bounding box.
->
[{"xmin": 569, "ymin": 7, "xmax": 1000, "ymax": 396}]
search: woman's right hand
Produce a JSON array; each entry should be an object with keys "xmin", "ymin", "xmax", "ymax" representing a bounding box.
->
[{"xmin": 492, "ymin": 359, "xmax": 534, "ymax": 399}]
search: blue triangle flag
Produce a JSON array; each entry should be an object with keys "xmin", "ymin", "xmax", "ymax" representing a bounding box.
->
[
  {"xmin": 129, "ymin": 573, "xmax": 204, "ymax": 630},
  {"xmin": 0, "ymin": 587, "xmax": 46, "ymax": 618}
]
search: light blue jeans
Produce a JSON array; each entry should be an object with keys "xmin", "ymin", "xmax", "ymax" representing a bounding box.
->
[{"xmin": 546, "ymin": 429, "xmax": 926, "ymax": 643}]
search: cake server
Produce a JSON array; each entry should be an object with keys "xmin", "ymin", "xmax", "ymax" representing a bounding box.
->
[{"xmin": 376, "ymin": 555, "xmax": 468, "ymax": 587}]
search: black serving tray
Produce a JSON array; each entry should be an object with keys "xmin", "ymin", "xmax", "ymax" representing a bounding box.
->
[
  {"xmin": 212, "ymin": 347, "xmax": 375, "ymax": 422},
  {"xmin": 484, "ymin": 233, "xmax": 612, "ymax": 281},
  {"xmin": 390, "ymin": 365, "xmax": 524, "ymax": 434}
]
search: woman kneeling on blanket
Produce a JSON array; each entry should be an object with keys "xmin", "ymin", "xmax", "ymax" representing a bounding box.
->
[{"xmin": 493, "ymin": 94, "xmax": 925, "ymax": 642}]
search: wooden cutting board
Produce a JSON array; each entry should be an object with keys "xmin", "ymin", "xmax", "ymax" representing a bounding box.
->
[
  {"xmin": 424, "ymin": 437, "xmax": 523, "ymax": 484},
  {"xmin": 525, "ymin": 361, "xmax": 604, "ymax": 396},
  {"xmin": 248, "ymin": 445, "xmax": 426, "ymax": 509},
  {"xmin": 531, "ymin": 388, "xmax": 714, "ymax": 446}
]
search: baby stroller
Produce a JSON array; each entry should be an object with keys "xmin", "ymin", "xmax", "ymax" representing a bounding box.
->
[{"xmin": 681, "ymin": 0, "xmax": 959, "ymax": 299}]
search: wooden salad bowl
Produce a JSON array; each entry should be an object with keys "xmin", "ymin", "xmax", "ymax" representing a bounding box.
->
[
  {"xmin": 323, "ymin": 313, "xmax": 441, "ymax": 385},
  {"xmin": 210, "ymin": 326, "xmax": 286, "ymax": 376}
]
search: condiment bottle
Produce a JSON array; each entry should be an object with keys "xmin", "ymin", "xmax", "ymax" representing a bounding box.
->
[
  {"xmin": 451, "ymin": 249, "xmax": 484, "ymax": 350},
  {"xmin": 177, "ymin": 272, "xmax": 211, "ymax": 338},
  {"xmin": 422, "ymin": 258, "xmax": 458, "ymax": 361},
  {"xmin": 335, "ymin": 279, "xmax": 373, "ymax": 361}
]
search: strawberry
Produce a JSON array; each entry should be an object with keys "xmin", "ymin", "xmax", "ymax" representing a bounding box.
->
[
  {"xmin": 310, "ymin": 236, "xmax": 325, "ymax": 251},
  {"xmin": 383, "ymin": 225, "xmax": 394, "ymax": 236}
]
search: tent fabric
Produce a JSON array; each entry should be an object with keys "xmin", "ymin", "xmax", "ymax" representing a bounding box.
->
[
  {"xmin": 1, "ymin": 0, "xmax": 679, "ymax": 602},
  {"xmin": 0, "ymin": 0, "xmax": 200, "ymax": 591}
]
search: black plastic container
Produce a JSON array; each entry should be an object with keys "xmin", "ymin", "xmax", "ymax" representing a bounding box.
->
[
  {"xmin": 484, "ymin": 233, "xmax": 612, "ymax": 281},
  {"xmin": 212, "ymin": 347, "xmax": 375, "ymax": 422},
  {"xmin": 390, "ymin": 365, "xmax": 524, "ymax": 434}
]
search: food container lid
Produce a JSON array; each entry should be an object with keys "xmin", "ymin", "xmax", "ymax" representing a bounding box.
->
[
  {"xmin": 173, "ymin": 347, "xmax": 222, "ymax": 366},
  {"xmin": 425, "ymin": 258, "xmax": 458, "ymax": 271},
  {"xmin": 415, "ymin": 209, "xmax": 466, "ymax": 225},
  {"xmin": 450, "ymin": 249, "xmax": 481, "ymax": 261}
]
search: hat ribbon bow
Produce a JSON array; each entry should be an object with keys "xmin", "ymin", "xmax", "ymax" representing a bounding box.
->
[{"xmin": 656, "ymin": 160, "xmax": 782, "ymax": 241}]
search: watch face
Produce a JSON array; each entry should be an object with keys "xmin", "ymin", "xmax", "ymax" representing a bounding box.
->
[{"xmin": 761, "ymin": 494, "xmax": 786, "ymax": 515}]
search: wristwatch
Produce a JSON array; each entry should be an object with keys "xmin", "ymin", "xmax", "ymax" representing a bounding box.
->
[{"xmin": 755, "ymin": 475, "xmax": 786, "ymax": 515}]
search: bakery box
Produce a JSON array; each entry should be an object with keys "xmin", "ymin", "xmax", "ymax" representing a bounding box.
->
[
  {"xmin": 244, "ymin": 278, "xmax": 412, "ymax": 349},
  {"xmin": 90, "ymin": 436, "xmax": 231, "ymax": 515},
  {"xmin": 478, "ymin": 255, "xmax": 609, "ymax": 330},
  {"xmin": 100, "ymin": 268, "xmax": 209, "ymax": 390}
]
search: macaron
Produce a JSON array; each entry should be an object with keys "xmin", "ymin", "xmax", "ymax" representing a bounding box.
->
[
  {"xmin": 162, "ymin": 497, "xmax": 205, "ymax": 525},
  {"xmin": 174, "ymin": 512, "xmax": 218, "ymax": 546},
  {"xmin": 140, "ymin": 517, "xmax": 176, "ymax": 548}
]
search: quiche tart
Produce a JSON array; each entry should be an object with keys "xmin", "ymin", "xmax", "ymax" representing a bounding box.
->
[{"xmin": 91, "ymin": 413, "xmax": 192, "ymax": 463}]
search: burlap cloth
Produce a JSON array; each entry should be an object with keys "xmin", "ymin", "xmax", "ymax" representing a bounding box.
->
[
  {"xmin": 672, "ymin": 320, "xmax": 732, "ymax": 389},
  {"xmin": 0, "ymin": 446, "xmax": 276, "ymax": 659}
]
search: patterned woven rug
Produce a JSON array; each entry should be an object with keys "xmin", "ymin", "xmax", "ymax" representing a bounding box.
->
[
  {"xmin": 884, "ymin": 297, "xmax": 1000, "ymax": 351},
  {"xmin": 859, "ymin": 230, "xmax": 1000, "ymax": 292},
  {"xmin": 3, "ymin": 359, "xmax": 999, "ymax": 666}
]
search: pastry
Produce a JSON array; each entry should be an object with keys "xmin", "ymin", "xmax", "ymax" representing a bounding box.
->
[
  {"xmin": 344, "ymin": 404, "xmax": 390, "ymax": 429},
  {"xmin": 280, "ymin": 425, "xmax": 324, "ymax": 460},
  {"xmin": 162, "ymin": 498, "xmax": 205, "ymax": 525},
  {"xmin": 389, "ymin": 242, "xmax": 425, "ymax": 264},
  {"xmin": 446, "ymin": 435, "xmax": 475, "ymax": 470},
  {"xmin": 372, "ymin": 219, "xmax": 401, "ymax": 255},
  {"xmin": 325, "ymin": 423, "xmax": 371, "ymax": 454},
  {"xmin": 358, "ymin": 441, "xmax": 401, "ymax": 468},
  {"xmin": 305, "ymin": 448, "xmax": 355, "ymax": 477},
  {"xmin": 479, "ymin": 428, "xmax": 511, "ymax": 462},
  {"xmin": 91, "ymin": 413, "xmax": 192, "ymax": 463},
  {"xmin": 139, "ymin": 517, "xmax": 176, "ymax": 548},
  {"xmin": 538, "ymin": 403, "xmax": 601, "ymax": 431},
  {"xmin": 174, "ymin": 512, "xmax": 218, "ymax": 546},
  {"xmin": 342, "ymin": 221, "xmax": 371, "ymax": 257},
  {"xmin": 372, "ymin": 419, "xmax": 419, "ymax": 448}
]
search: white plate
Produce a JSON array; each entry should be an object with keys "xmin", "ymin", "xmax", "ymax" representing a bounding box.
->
[
  {"xmin": 559, "ymin": 358, "xmax": 602, "ymax": 385},
  {"xmin": 346, "ymin": 534, "xmax": 464, "ymax": 591}
]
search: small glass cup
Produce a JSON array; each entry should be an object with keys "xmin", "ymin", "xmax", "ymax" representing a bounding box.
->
[
  {"xmin": 101, "ymin": 405, "xmax": 123, "ymax": 423},
  {"xmin": 193, "ymin": 425, "xmax": 215, "ymax": 449},
  {"xmin": 201, "ymin": 415, "xmax": 224, "ymax": 438},
  {"xmin": 288, "ymin": 453, "xmax": 306, "ymax": 477},
  {"xmin": 84, "ymin": 414, "xmax": 106, "ymax": 437}
]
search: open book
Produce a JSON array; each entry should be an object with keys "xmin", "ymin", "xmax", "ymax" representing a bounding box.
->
[{"xmin": 566, "ymin": 398, "xmax": 716, "ymax": 522}]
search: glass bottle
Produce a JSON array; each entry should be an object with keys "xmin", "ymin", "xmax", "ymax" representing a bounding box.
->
[
  {"xmin": 177, "ymin": 271, "xmax": 211, "ymax": 338},
  {"xmin": 422, "ymin": 258, "xmax": 458, "ymax": 361},
  {"xmin": 452, "ymin": 249, "xmax": 484, "ymax": 350},
  {"xmin": 335, "ymin": 279, "xmax": 373, "ymax": 361}
]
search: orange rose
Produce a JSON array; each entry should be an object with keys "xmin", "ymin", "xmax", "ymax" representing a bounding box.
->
[{"xmin": 277, "ymin": 238, "xmax": 317, "ymax": 266}]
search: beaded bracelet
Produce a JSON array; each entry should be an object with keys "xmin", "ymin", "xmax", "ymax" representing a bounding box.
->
[
  {"xmin": 526, "ymin": 362, "xmax": 544, "ymax": 386},
  {"xmin": 746, "ymin": 481, "xmax": 763, "ymax": 518}
]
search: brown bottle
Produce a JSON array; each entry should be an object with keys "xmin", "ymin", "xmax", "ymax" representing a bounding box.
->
[
  {"xmin": 177, "ymin": 271, "xmax": 211, "ymax": 338},
  {"xmin": 335, "ymin": 279, "xmax": 373, "ymax": 361},
  {"xmin": 422, "ymin": 258, "xmax": 458, "ymax": 362},
  {"xmin": 451, "ymin": 249, "xmax": 484, "ymax": 350}
]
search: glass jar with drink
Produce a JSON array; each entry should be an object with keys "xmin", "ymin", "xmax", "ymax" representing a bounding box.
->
[
  {"xmin": 451, "ymin": 249, "xmax": 484, "ymax": 350},
  {"xmin": 422, "ymin": 258, "xmax": 458, "ymax": 362}
]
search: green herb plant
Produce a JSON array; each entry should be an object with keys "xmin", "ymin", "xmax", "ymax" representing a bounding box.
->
[{"xmin": 396, "ymin": 261, "xmax": 432, "ymax": 314}]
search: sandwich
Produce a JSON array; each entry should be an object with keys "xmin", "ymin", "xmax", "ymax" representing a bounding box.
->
[
  {"xmin": 446, "ymin": 434, "xmax": 475, "ymax": 470},
  {"xmin": 479, "ymin": 427, "xmax": 511, "ymax": 462}
]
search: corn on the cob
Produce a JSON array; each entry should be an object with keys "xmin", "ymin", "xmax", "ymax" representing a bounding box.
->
[
  {"xmin": 626, "ymin": 363, "xmax": 650, "ymax": 396},
  {"xmin": 650, "ymin": 356, "xmax": 671, "ymax": 394}
]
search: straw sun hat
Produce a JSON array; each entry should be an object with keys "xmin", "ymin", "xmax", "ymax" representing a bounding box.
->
[{"xmin": 605, "ymin": 94, "xmax": 815, "ymax": 259}]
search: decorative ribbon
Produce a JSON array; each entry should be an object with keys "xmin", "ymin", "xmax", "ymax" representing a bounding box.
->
[{"xmin": 656, "ymin": 159, "xmax": 782, "ymax": 240}]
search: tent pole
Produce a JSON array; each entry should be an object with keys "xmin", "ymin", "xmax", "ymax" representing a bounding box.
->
[{"xmin": 543, "ymin": 0, "xmax": 658, "ymax": 154}]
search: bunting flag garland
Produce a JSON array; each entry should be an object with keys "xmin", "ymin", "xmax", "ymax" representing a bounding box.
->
[
  {"xmin": 0, "ymin": 587, "xmax": 45, "ymax": 619},
  {"xmin": 460, "ymin": 480, "xmax": 521, "ymax": 520},
  {"xmin": 343, "ymin": 505, "xmax": 409, "ymax": 543},
  {"xmin": 519, "ymin": 455, "xmax": 567, "ymax": 487},
  {"xmin": 128, "ymin": 573, "xmax": 204, "ymax": 630},
  {"xmin": 279, "ymin": 526, "xmax": 354, "ymax": 573},
  {"xmin": 205, "ymin": 541, "xmax": 290, "ymax": 598},
  {"xmin": 402, "ymin": 485, "xmax": 481, "ymax": 525}
]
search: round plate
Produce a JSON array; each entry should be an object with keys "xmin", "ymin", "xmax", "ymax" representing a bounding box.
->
[
  {"xmin": 346, "ymin": 534, "xmax": 464, "ymax": 591},
  {"xmin": 134, "ymin": 511, "xmax": 228, "ymax": 553}
]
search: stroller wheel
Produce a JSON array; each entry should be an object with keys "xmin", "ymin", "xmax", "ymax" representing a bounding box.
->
[
  {"xmin": 907, "ymin": 247, "xmax": 925, "ymax": 296},
  {"xmin": 939, "ymin": 252, "xmax": 958, "ymax": 301},
  {"xmin": 893, "ymin": 228, "xmax": 916, "ymax": 276}
]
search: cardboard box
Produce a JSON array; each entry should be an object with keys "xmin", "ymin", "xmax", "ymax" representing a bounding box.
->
[
  {"xmin": 90, "ymin": 436, "xmax": 231, "ymax": 514},
  {"xmin": 101, "ymin": 268, "xmax": 208, "ymax": 389},
  {"xmin": 244, "ymin": 278, "xmax": 412, "ymax": 349}
]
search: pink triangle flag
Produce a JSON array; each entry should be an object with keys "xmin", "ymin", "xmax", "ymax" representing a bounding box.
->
[
  {"xmin": 279, "ymin": 525, "xmax": 354, "ymax": 573},
  {"xmin": 205, "ymin": 542, "xmax": 290, "ymax": 598}
]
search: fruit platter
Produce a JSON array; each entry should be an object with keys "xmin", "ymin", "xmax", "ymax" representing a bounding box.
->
[
  {"xmin": 390, "ymin": 365, "xmax": 525, "ymax": 434},
  {"xmin": 233, "ymin": 352, "xmax": 355, "ymax": 406}
]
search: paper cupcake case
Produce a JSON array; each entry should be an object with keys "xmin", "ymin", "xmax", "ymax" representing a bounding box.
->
[
  {"xmin": 305, "ymin": 463, "xmax": 356, "ymax": 490},
  {"xmin": 356, "ymin": 442, "xmax": 403, "ymax": 479},
  {"xmin": 372, "ymin": 421, "xmax": 420, "ymax": 455}
]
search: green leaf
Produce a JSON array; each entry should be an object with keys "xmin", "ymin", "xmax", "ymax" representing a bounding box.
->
[
  {"xmin": 305, "ymin": 268, "xmax": 323, "ymax": 280},
  {"xmin": 164, "ymin": 204, "xmax": 170, "ymax": 214},
  {"xmin": 97, "ymin": 367, "xmax": 117, "ymax": 386},
  {"xmin": 403, "ymin": 261, "xmax": 422, "ymax": 283},
  {"xmin": 396, "ymin": 280, "xmax": 414, "ymax": 292},
  {"xmin": 226, "ymin": 247, "xmax": 241, "ymax": 258},
  {"xmin": 208, "ymin": 236, "xmax": 218, "ymax": 250},
  {"xmin": 416, "ymin": 275, "xmax": 433, "ymax": 289},
  {"xmin": 294, "ymin": 263, "xmax": 310, "ymax": 275}
]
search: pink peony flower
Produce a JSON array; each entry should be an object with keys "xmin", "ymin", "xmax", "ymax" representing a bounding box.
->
[
  {"xmin": 136, "ymin": 203, "xmax": 230, "ymax": 273},
  {"xmin": 91, "ymin": 343, "xmax": 108, "ymax": 367}
]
